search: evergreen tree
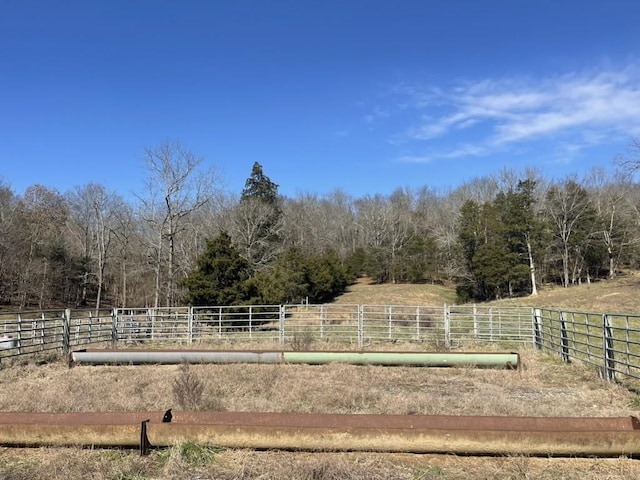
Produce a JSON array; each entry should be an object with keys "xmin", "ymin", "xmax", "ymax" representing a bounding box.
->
[
  {"xmin": 392, "ymin": 232, "xmax": 438, "ymax": 283},
  {"xmin": 179, "ymin": 231, "xmax": 250, "ymax": 306},
  {"xmin": 471, "ymin": 202, "xmax": 516, "ymax": 300},
  {"xmin": 361, "ymin": 245, "xmax": 390, "ymax": 284},
  {"xmin": 241, "ymin": 162, "xmax": 281, "ymax": 207},
  {"xmin": 494, "ymin": 179, "xmax": 544, "ymax": 296},
  {"xmin": 246, "ymin": 247, "xmax": 348, "ymax": 304},
  {"xmin": 234, "ymin": 162, "xmax": 284, "ymax": 271},
  {"xmin": 456, "ymin": 194, "xmax": 532, "ymax": 301},
  {"xmin": 245, "ymin": 247, "xmax": 310, "ymax": 304},
  {"xmin": 305, "ymin": 249, "xmax": 348, "ymax": 303},
  {"xmin": 456, "ymin": 200, "xmax": 482, "ymax": 301}
]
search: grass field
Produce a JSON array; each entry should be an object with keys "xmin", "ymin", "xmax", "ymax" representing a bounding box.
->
[
  {"xmin": 1, "ymin": 276, "xmax": 640, "ymax": 479},
  {"xmin": 336, "ymin": 272, "xmax": 640, "ymax": 314}
]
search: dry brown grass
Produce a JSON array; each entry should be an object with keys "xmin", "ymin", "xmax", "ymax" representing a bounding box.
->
[
  {"xmin": 0, "ymin": 349, "xmax": 635, "ymax": 418},
  {"xmin": 2, "ymin": 276, "xmax": 640, "ymax": 478},
  {"xmin": 490, "ymin": 272, "xmax": 640, "ymax": 313},
  {"xmin": 337, "ymin": 273, "xmax": 640, "ymax": 314},
  {"xmin": 335, "ymin": 277, "xmax": 458, "ymax": 306},
  {"xmin": 3, "ymin": 447, "xmax": 640, "ymax": 480},
  {"xmin": 1, "ymin": 348, "xmax": 640, "ymax": 478}
]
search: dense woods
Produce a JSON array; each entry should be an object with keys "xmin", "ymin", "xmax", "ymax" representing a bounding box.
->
[{"xmin": 3, "ymin": 140, "xmax": 640, "ymax": 309}]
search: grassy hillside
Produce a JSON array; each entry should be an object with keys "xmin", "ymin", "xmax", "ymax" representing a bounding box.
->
[
  {"xmin": 333, "ymin": 277, "xmax": 456, "ymax": 305},
  {"xmin": 491, "ymin": 273, "xmax": 640, "ymax": 313},
  {"xmin": 336, "ymin": 273, "xmax": 640, "ymax": 314}
]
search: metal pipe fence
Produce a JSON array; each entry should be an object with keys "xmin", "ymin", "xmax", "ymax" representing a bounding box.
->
[
  {"xmin": 0, "ymin": 309, "xmax": 114, "ymax": 358},
  {"xmin": 0, "ymin": 304, "xmax": 534, "ymax": 356},
  {"xmin": 2, "ymin": 304, "xmax": 640, "ymax": 386},
  {"xmin": 533, "ymin": 308, "xmax": 640, "ymax": 383}
]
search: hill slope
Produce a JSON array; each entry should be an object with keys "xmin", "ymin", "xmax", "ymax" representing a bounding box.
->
[
  {"xmin": 335, "ymin": 274, "xmax": 640, "ymax": 314},
  {"xmin": 334, "ymin": 278, "xmax": 457, "ymax": 306}
]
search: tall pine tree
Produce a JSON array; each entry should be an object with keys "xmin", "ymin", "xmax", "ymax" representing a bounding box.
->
[
  {"xmin": 179, "ymin": 231, "xmax": 251, "ymax": 306},
  {"xmin": 234, "ymin": 162, "xmax": 284, "ymax": 271}
]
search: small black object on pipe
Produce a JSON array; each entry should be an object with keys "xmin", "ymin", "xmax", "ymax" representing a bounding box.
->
[{"xmin": 162, "ymin": 409, "xmax": 172, "ymax": 423}]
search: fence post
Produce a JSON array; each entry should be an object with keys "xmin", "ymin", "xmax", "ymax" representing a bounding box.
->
[
  {"xmin": 473, "ymin": 304, "xmax": 478, "ymax": 337},
  {"xmin": 111, "ymin": 309, "xmax": 118, "ymax": 346},
  {"xmin": 279, "ymin": 305, "xmax": 285, "ymax": 345},
  {"xmin": 358, "ymin": 305, "xmax": 364, "ymax": 348},
  {"xmin": 603, "ymin": 314, "xmax": 616, "ymax": 381},
  {"xmin": 62, "ymin": 309, "xmax": 71, "ymax": 355},
  {"xmin": 559, "ymin": 311, "xmax": 570, "ymax": 362},
  {"xmin": 40, "ymin": 313, "xmax": 45, "ymax": 350},
  {"xmin": 489, "ymin": 307, "xmax": 494, "ymax": 341},
  {"xmin": 533, "ymin": 308, "xmax": 543, "ymax": 349},
  {"xmin": 87, "ymin": 311, "xmax": 93, "ymax": 344},
  {"xmin": 187, "ymin": 307, "xmax": 194, "ymax": 345},
  {"xmin": 444, "ymin": 304, "xmax": 450, "ymax": 349},
  {"xmin": 17, "ymin": 313, "xmax": 22, "ymax": 355}
]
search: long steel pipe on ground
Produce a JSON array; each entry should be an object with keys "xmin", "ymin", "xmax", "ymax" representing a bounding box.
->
[
  {"xmin": 0, "ymin": 412, "xmax": 637, "ymax": 457},
  {"xmin": 69, "ymin": 349, "xmax": 520, "ymax": 369}
]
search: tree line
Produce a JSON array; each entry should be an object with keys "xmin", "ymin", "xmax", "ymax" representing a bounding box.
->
[{"xmin": 2, "ymin": 139, "xmax": 640, "ymax": 310}]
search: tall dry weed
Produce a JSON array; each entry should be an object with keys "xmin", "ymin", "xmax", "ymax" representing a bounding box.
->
[
  {"xmin": 291, "ymin": 329, "xmax": 315, "ymax": 351},
  {"xmin": 172, "ymin": 362, "xmax": 206, "ymax": 411}
]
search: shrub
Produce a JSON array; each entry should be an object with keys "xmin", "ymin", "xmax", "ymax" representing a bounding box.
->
[
  {"xmin": 172, "ymin": 363, "xmax": 206, "ymax": 411},
  {"xmin": 290, "ymin": 329, "xmax": 315, "ymax": 351}
]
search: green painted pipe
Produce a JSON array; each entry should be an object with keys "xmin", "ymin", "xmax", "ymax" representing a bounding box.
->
[
  {"xmin": 283, "ymin": 351, "xmax": 519, "ymax": 368},
  {"xmin": 70, "ymin": 349, "xmax": 519, "ymax": 369}
]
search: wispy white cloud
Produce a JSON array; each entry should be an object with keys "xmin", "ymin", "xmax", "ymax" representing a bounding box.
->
[
  {"xmin": 364, "ymin": 105, "xmax": 391, "ymax": 125},
  {"xmin": 393, "ymin": 66, "xmax": 640, "ymax": 161},
  {"xmin": 397, "ymin": 154, "xmax": 434, "ymax": 164}
]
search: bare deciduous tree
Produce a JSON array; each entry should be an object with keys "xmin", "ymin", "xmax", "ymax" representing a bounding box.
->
[
  {"xmin": 545, "ymin": 178, "xmax": 596, "ymax": 287},
  {"xmin": 614, "ymin": 138, "xmax": 640, "ymax": 175},
  {"xmin": 138, "ymin": 140, "xmax": 217, "ymax": 307},
  {"xmin": 281, "ymin": 189, "xmax": 356, "ymax": 258},
  {"xmin": 111, "ymin": 201, "xmax": 139, "ymax": 307},
  {"xmin": 67, "ymin": 183, "xmax": 124, "ymax": 311},
  {"xmin": 231, "ymin": 197, "xmax": 284, "ymax": 271},
  {"xmin": 16, "ymin": 185, "xmax": 68, "ymax": 308},
  {"xmin": 231, "ymin": 163, "xmax": 284, "ymax": 272},
  {"xmin": 0, "ymin": 181, "xmax": 18, "ymax": 304},
  {"xmin": 585, "ymin": 168, "xmax": 637, "ymax": 279}
]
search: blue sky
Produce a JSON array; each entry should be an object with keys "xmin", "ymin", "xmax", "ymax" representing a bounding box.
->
[{"xmin": 2, "ymin": 1, "xmax": 640, "ymax": 199}]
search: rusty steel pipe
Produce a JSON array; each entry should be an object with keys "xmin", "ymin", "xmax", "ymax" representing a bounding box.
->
[{"xmin": 0, "ymin": 412, "xmax": 638, "ymax": 457}]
